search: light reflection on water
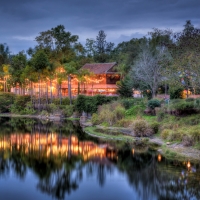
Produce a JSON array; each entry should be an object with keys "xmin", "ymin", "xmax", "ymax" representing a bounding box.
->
[{"xmin": 0, "ymin": 117, "xmax": 200, "ymax": 200}]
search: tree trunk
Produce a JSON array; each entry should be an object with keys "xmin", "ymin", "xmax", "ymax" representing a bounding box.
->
[
  {"xmin": 59, "ymin": 84, "xmax": 62, "ymax": 105},
  {"xmin": 38, "ymin": 74, "xmax": 41, "ymax": 106},
  {"xmin": 78, "ymin": 82, "xmax": 80, "ymax": 95},
  {"xmin": 50, "ymin": 79, "xmax": 52, "ymax": 103},
  {"xmin": 46, "ymin": 82, "xmax": 48, "ymax": 104},
  {"xmin": 68, "ymin": 75, "xmax": 72, "ymax": 105}
]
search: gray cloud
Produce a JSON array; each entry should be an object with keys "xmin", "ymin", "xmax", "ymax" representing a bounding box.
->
[{"xmin": 0, "ymin": 0, "xmax": 199, "ymax": 53}]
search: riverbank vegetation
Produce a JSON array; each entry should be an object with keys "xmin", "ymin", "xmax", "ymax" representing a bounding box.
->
[{"xmin": 88, "ymin": 96, "xmax": 200, "ymax": 150}]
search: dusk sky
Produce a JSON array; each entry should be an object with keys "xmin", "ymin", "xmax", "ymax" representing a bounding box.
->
[{"xmin": 0, "ymin": 0, "xmax": 199, "ymax": 54}]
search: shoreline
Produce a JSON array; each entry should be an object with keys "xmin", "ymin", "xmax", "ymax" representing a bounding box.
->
[
  {"xmin": 0, "ymin": 113, "xmax": 63, "ymax": 121},
  {"xmin": 83, "ymin": 125, "xmax": 200, "ymax": 162},
  {"xmin": 0, "ymin": 114, "xmax": 200, "ymax": 161}
]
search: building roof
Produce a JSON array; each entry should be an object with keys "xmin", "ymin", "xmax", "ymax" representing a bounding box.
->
[{"xmin": 81, "ymin": 62, "xmax": 117, "ymax": 74}]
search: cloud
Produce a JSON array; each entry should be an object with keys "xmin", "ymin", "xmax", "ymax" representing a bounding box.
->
[
  {"xmin": 13, "ymin": 36, "xmax": 35, "ymax": 41},
  {"xmin": 0, "ymin": 0, "xmax": 199, "ymax": 53}
]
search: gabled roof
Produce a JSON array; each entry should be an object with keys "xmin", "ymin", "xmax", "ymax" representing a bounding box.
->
[{"xmin": 81, "ymin": 62, "xmax": 117, "ymax": 74}]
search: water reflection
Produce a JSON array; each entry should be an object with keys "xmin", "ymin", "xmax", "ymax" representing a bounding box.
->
[{"xmin": 0, "ymin": 117, "xmax": 200, "ymax": 200}]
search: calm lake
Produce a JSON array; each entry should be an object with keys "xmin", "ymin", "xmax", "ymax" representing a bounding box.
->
[{"xmin": 0, "ymin": 117, "xmax": 200, "ymax": 200}]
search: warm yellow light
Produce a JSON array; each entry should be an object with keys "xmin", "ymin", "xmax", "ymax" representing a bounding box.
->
[
  {"xmin": 158, "ymin": 154, "xmax": 162, "ymax": 162},
  {"xmin": 187, "ymin": 161, "xmax": 191, "ymax": 168},
  {"xmin": 132, "ymin": 149, "xmax": 134, "ymax": 155}
]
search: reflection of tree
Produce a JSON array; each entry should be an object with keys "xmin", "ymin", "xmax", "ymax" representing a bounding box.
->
[
  {"xmin": 37, "ymin": 156, "xmax": 83, "ymax": 199},
  {"xmin": 97, "ymin": 164, "xmax": 106, "ymax": 187},
  {"xmin": 0, "ymin": 153, "xmax": 9, "ymax": 177},
  {"xmin": 10, "ymin": 148, "xmax": 27, "ymax": 179},
  {"xmin": 116, "ymin": 148, "xmax": 200, "ymax": 200},
  {"xmin": 0, "ymin": 117, "xmax": 200, "ymax": 200}
]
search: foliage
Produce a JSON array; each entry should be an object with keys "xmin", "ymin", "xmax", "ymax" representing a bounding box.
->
[
  {"xmin": 147, "ymin": 99, "xmax": 161, "ymax": 109},
  {"xmin": 0, "ymin": 92, "xmax": 15, "ymax": 113},
  {"xmin": 149, "ymin": 122, "xmax": 159, "ymax": 134},
  {"xmin": 10, "ymin": 95, "xmax": 32, "ymax": 114},
  {"xmin": 117, "ymin": 75, "xmax": 133, "ymax": 97},
  {"xmin": 161, "ymin": 129, "xmax": 171, "ymax": 139},
  {"xmin": 125, "ymin": 105, "xmax": 144, "ymax": 116},
  {"xmin": 169, "ymin": 87, "xmax": 184, "ymax": 99},
  {"xmin": 74, "ymin": 95, "xmax": 118, "ymax": 113},
  {"xmin": 93, "ymin": 101, "xmax": 125, "ymax": 126},
  {"xmin": 8, "ymin": 52, "xmax": 27, "ymax": 87},
  {"xmin": 91, "ymin": 113, "xmax": 100, "ymax": 125},
  {"xmin": 62, "ymin": 105, "xmax": 74, "ymax": 117},
  {"xmin": 168, "ymin": 99, "xmax": 196, "ymax": 115},
  {"xmin": 120, "ymin": 98, "xmax": 145, "ymax": 109},
  {"xmin": 48, "ymin": 103, "xmax": 59, "ymax": 113},
  {"xmin": 52, "ymin": 97, "xmax": 70, "ymax": 105},
  {"xmin": 115, "ymin": 119, "xmax": 132, "ymax": 128},
  {"xmin": 156, "ymin": 110, "xmax": 165, "ymax": 122},
  {"xmin": 132, "ymin": 119, "xmax": 153, "ymax": 137}
]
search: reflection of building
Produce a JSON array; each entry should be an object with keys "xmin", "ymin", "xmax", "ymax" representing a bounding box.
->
[
  {"xmin": 0, "ymin": 134, "xmax": 117, "ymax": 161},
  {"xmin": 10, "ymin": 62, "xmax": 120, "ymax": 97}
]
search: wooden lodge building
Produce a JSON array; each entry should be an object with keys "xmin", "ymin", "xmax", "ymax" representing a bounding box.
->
[
  {"xmin": 78, "ymin": 62, "xmax": 120, "ymax": 96},
  {"xmin": 10, "ymin": 62, "xmax": 121, "ymax": 97}
]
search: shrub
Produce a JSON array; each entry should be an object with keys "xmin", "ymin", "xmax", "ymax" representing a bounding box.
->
[
  {"xmin": 40, "ymin": 110, "xmax": 49, "ymax": 117},
  {"xmin": 62, "ymin": 105, "xmax": 74, "ymax": 117},
  {"xmin": 97, "ymin": 102, "xmax": 125, "ymax": 126},
  {"xmin": 91, "ymin": 113, "xmax": 100, "ymax": 125},
  {"xmin": 185, "ymin": 98, "xmax": 195, "ymax": 102},
  {"xmin": 157, "ymin": 110, "xmax": 165, "ymax": 122},
  {"xmin": 147, "ymin": 99, "xmax": 161, "ymax": 109},
  {"xmin": 10, "ymin": 95, "xmax": 31, "ymax": 114},
  {"xmin": 0, "ymin": 92, "xmax": 15, "ymax": 113},
  {"xmin": 74, "ymin": 94, "xmax": 118, "ymax": 114},
  {"xmin": 182, "ymin": 134, "xmax": 194, "ymax": 146},
  {"xmin": 22, "ymin": 102, "xmax": 36, "ymax": 115},
  {"xmin": 132, "ymin": 119, "xmax": 153, "ymax": 137},
  {"xmin": 169, "ymin": 87, "xmax": 184, "ymax": 99},
  {"xmin": 114, "ymin": 105, "xmax": 125, "ymax": 120},
  {"xmin": 194, "ymin": 98, "xmax": 200, "ymax": 111},
  {"xmin": 168, "ymin": 131, "xmax": 182, "ymax": 142},
  {"xmin": 62, "ymin": 97, "xmax": 70, "ymax": 105},
  {"xmin": 188, "ymin": 128, "xmax": 200, "ymax": 142},
  {"xmin": 125, "ymin": 105, "xmax": 145, "ymax": 116},
  {"xmin": 48, "ymin": 103, "xmax": 59, "ymax": 113},
  {"xmin": 115, "ymin": 119, "xmax": 132, "ymax": 127},
  {"xmin": 149, "ymin": 122, "xmax": 159, "ymax": 134},
  {"xmin": 161, "ymin": 129, "xmax": 171, "ymax": 139}
]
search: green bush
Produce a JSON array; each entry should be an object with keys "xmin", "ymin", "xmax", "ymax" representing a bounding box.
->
[
  {"xmin": 147, "ymin": 99, "xmax": 161, "ymax": 109},
  {"xmin": 169, "ymin": 87, "xmax": 184, "ymax": 99},
  {"xmin": 168, "ymin": 131, "xmax": 182, "ymax": 142},
  {"xmin": 97, "ymin": 102, "xmax": 125, "ymax": 126},
  {"xmin": 10, "ymin": 95, "xmax": 31, "ymax": 114},
  {"xmin": 0, "ymin": 92, "xmax": 16, "ymax": 113},
  {"xmin": 40, "ymin": 110, "xmax": 49, "ymax": 117},
  {"xmin": 185, "ymin": 98, "xmax": 195, "ymax": 102},
  {"xmin": 149, "ymin": 122, "xmax": 159, "ymax": 134},
  {"xmin": 182, "ymin": 134, "xmax": 194, "ymax": 146},
  {"xmin": 157, "ymin": 110, "xmax": 165, "ymax": 122},
  {"xmin": 62, "ymin": 105, "xmax": 74, "ymax": 117},
  {"xmin": 91, "ymin": 113, "xmax": 100, "ymax": 125},
  {"xmin": 115, "ymin": 119, "xmax": 132, "ymax": 127},
  {"xmin": 22, "ymin": 102, "xmax": 36, "ymax": 115},
  {"xmin": 62, "ymin": 97, "xmax": 70, "ymax": 105},
  {"xmin": 125, "ymin": 105, "xmax": 144, "ymax": 116},
  {"xmin": 48, "ymin": 103, "xmax": 59, "ymax": 113},
  {"xmin": 74, "ymin": 95, "xmax": 118, "ymax": 114},
  {"xmin": 194, "ymin": 98, "xmax": 200, "ymax": 110},
  {"xmin": 132, "ymin": 119, "xmax": 153, "ymax": 137},
  {"xmin": 161, "ymin": 129, "xmax": 171, "ymax": 139}
]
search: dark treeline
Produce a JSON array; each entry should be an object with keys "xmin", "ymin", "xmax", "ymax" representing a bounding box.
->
[{"xmin": 0, "ymin": 20, "xmax": 200, "ymax": 99}]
